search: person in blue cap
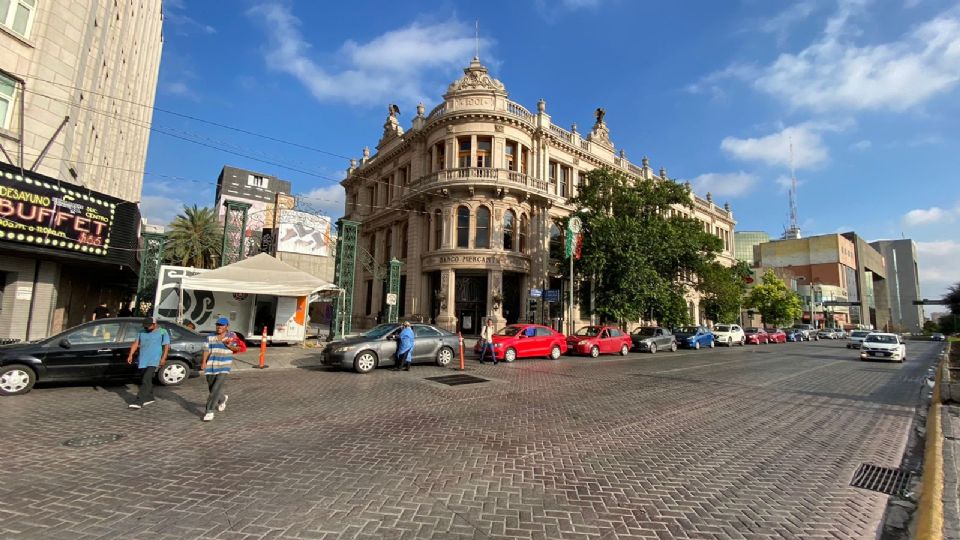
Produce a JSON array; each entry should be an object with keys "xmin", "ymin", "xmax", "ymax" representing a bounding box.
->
[{"xmin": 200, "ymin": 317, "xmax": 242, "ymax": 421}]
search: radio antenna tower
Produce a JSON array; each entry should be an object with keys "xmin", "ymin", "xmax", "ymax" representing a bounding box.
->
[{"xmin": 784, "ymin": 138, "xmax": 802, "ymax": 239}]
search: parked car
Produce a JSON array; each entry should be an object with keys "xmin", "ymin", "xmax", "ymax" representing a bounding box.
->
[
  {"xmin": 859, "ymin": 333, "xmax": 907, "ymax": 363},
  {"xmin": 743, "ymin": 327, "xmax": 770, "ymax": 345},
  {"xmin": 792, "ymin": 323, "xmax": 817, "ymax": 340},
  {"xmin": 834, "ymin": 329, "xmax": 848, "ymax": 339},
  {"xmin": 846, "ymin": 330, "xmax": 872, "ymax": 349},
  {"xmin": 767, "ymin": 328, "xmax": 788, "ymax": 344},
  {"xmin": 817, "ymin": 328, "xmax": 839, "ymax": 340},
  {"xmin": 322, "ymin": 323, "xmax": 459, "ymax": 373},
  {"xmin": 0, "ymin": 318, "xmax": 203, "ymax": 396},
  {"xmin": 673, "ymin": 326, "xmax": 715, "ymax": 349},
  {"xmin": 931, "ymin": 333, "xmax": 946, "ymax": 342},
  {"xmin": 712, "ymin": 324, "xmax": 746, "ymax": 347},
  {"xmin": 567, "ymin": 326, "xmax": 631, "ymax": 357},
  {"xmin": 630, "ymin": 327, "xmax": 677, "ymax": 354},
  {"xmin": 473, "ymin": 323, "xmax": 568, "ymax": 363}
]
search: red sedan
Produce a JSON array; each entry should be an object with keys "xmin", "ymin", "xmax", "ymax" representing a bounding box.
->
[
  {"xmin": 474, "ymin": 324, "xmax": 567, "ymax": 362},
  {"xmin": 566, "ymin": 326, "xmax": 632, "ymax": 357},
  {"xmin": 767, "ymin": 328, "xmax": 787, "ymax": 343},
  {"xmin": 744, "ymin": 327, "xmax": 770, "ymax": 344}
]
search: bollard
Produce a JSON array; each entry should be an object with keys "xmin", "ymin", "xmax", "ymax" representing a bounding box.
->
[
  {"xmin": 257, "ymin": 326, "xmax": 269, "ymax": 369},
  {"xmin": 458, "ymin": 332, "xmax": 465, "ymax": 371}
]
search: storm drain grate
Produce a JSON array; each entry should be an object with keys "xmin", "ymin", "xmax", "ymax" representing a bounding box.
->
[
  {"xmin": 425, "ymin": 374, "xmax": 489, "ymax": 386},
  {"xmin": 850, "ymin": 464, "xmax": 913, "ymax": 495},
  {"xmin": 62, "ymin": 433, "xmax": 124, "ymax": 448}
]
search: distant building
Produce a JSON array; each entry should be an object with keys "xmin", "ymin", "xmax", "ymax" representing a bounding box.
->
[
  {"xmin": 735, "ymin": 231, "xmax": 770, "ymax": 266},
  {"xmin": 870, "ymin": 239, "xmax": 924, "ymax": 333},
  {"xmin": 0, "ymin": 0, "xmax": 163, "ymax": 340},
  {"xmin": 214, "ymin": 166, "xmax": 292, "ymax": 256}
]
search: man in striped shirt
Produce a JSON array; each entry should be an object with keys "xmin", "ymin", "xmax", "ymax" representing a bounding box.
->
[{"xmin": 200, "ymin": 317, "xmax": 241, "ymax": 422}]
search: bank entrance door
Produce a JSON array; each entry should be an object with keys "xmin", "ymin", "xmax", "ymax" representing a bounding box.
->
[{"xmin": 455, "ymin": 273, "xmax": 487, "ymax": 335}]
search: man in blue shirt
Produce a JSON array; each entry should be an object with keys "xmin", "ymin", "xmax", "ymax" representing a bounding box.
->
[
  {"xmin": 395, "ymin": 321, "xmax": 415, "ymax": 371},
  {"xmin": 125, "ymin": 317, "xmax": 170, "ymax": 409}
]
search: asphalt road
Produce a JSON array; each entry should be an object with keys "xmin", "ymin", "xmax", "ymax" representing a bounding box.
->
[{"xmin": 0, "ymin": 339, "xmax": 941, "ymax": 539}]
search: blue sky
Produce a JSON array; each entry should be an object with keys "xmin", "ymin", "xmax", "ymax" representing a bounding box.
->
[{"xmin": 144, "ymin": 0, "xmax": 960, "ymax": 298}]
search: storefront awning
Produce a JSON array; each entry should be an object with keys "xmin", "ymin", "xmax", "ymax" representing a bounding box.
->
[{"xmin": 180, "ymin": 253, "xmax": 339, "ymax": 297}]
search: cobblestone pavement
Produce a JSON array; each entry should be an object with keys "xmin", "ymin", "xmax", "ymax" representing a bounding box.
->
[{"xmin": 0, "ymin": 340, "xmax": 940, "ymax": 539}]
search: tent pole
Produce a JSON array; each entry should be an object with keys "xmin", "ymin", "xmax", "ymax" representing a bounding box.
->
[{"xmin": 177, "ymin": 281, "xmax": 184, "ymax": 324}]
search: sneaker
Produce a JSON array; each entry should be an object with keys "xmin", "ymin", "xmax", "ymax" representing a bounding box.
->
[
  {"xmin": 128, "ymin": 403, "xmax": 141, "ymax": 409},
  {"xmin": 202, "ymin": 412, "xmax": 214, "ymax": 422},
  {"xmin": 217, "ymin": 395, "xmax": 229, "ymax": 412},
  {"xmin": 142, "ymin": 400, "xmax": 155, "ymax": 406}
]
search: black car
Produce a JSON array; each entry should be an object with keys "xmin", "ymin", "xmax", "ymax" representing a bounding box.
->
[
  {"xmin": 0, "ymin": 318, "xmax": 204, "ymax": 396},
  {"xmin": 321, "ymin": 323, "xmax": 459, "ymax": 373}
]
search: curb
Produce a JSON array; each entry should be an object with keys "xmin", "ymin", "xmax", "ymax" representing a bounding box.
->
[{"xmin": 915, "ymin": 347, "xmax": 947, "ymax": 539}]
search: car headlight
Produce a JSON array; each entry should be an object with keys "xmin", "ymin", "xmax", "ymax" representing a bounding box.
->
[{"xmin": 333, "ymin": 345, "xmax": 355, "ymax": 353}]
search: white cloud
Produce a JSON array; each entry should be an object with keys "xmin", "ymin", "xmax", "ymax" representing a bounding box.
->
[
  {"xmin": 249, "ymin": 3, "xmax": 491, "ymax": 106},
  {"xmin": 161, "ymin": 81, "xmax": 200, "ymax": 100},
  {"xmin": 720, "ymin": 122, "xmax": 844, "ymax": 169},
  {"xmin": 916, "ymin": 240, "xmax": 960, "ymax": 298},
  {"xmin": 690, "ymin": 171, "xmax": 759, "ymax": 198},
  {"xmin": 850, "ymin": 139, "xmax": 872, "ymax": 151},
  {"xmin": 903, "ymin": 204, "xmax": 959, "ymax": 226},
  {"xmin": 164, "ymin": 1, "xmax": 216, "ymax": 35},
  {"xmin": 141, "ymin": 195, "xmax": 186, "ymax": 228},
  {"xmin": 299, "ymin": 184, "xmax": 346, "ymax": 220},
  {"xmin": 759, "ymin": 0, "xmax": 819, "ymax": 43}
]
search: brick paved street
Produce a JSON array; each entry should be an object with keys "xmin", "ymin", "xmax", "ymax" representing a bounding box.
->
[{"xmin": 0, "ymin": 340, "xmax": 940, "ymax": 539}]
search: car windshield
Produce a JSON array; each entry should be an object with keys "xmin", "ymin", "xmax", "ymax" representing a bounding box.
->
[
  {"xmin": 632, "ymin": 327, "xmax": 657, "ymax": 336},
  {"xmin": 714, "ymin": 325, "xmax": 731, "ymax": 332},
  {"xmin": 574, "ymin": 326, "xmax": 602, "ymax": 337},
  {"xmin": 364, "ymin": 324, "xmax": 399, "ymax": 339},
  {"xmin": 851, "ymin": 331, "xmax": 871, "ymax": 338},
  {"xmin": 676, "ymin": 327, "xmax": 699, "ymax": 334},
  {"xmin": 497, "ymin": 326, "xmax": 523, "ymax": 337},
  {"xmin": 865, "ymin": 334, "xmax": 898, "ymax": 344}
]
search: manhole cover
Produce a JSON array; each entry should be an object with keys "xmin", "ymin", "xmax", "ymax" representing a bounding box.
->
[
  {"xmin": 62, "ymin": 433, "xmax": 124, "ymax": 447},
  {"xmin": 425, "ymin": 374, "xmax": 489, "ymax": 386},
  {"xmin": 850, "ymin": 463, "xmax": 913, "ymax": 495}
]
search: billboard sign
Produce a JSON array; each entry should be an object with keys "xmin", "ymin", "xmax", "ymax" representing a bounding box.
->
[{"xmin": 276, "ymin": 209, "xmax": 332, "ymax": 257}]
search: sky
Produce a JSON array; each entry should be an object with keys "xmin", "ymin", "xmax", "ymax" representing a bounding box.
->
[{"xmin": 144, "ymin": 0, "xmax": 960, "ymax": 298}]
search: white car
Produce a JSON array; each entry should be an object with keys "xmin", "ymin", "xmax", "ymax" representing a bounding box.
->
[
  {"xmin": 818, "ymin": 329, "xmax": 839, "ymax": 339},
  {"xmin": 846, "ymin": 330, "xmax": 871, "ymax": 349},
  {"xmin": 713, "ymin": 324, "xmax": 746, "ymax": 347},
  {"xmin": 859, "ymin": 333, "xmax": 907, "ymax": 363}
]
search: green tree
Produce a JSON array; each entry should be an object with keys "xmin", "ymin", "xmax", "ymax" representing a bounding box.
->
[
  {"xmin": 164, "ymin": 205, "xmax": 222, "ymax": 268},
  {"xmin": 700, "ymin": 260, "xmax": 751, "ymax": 323},
  {"xmin": 745, "ymin": 269, "xmax": 803, "ymax": 327},
  {"xmin": 923, "ymin": 320, "xmax": 939, "ymax": 334},
  {"xmin": 943, "ymin": 282, "xmax": 960, "ymax": 315},
  {"xmin": 568, "ymin": 167, "xmax": 723, "ymax": 328}
]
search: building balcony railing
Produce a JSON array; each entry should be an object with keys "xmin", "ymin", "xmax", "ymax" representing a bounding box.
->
[
  {"xmin": 425, "ymin": 99, "xmax": 536, "ymax": 126},
  {"xmin": 549, "ymin": 124, "xmax": 573, "ymax": 144},
  {"xmin": 409, "ymin": 167, "xmax": 549, "ymax": 194}
]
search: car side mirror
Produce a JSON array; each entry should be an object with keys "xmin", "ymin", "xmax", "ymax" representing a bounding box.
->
[{"xmin": 59, "ymin": 338, "xmax": 71, "ymax": 349}]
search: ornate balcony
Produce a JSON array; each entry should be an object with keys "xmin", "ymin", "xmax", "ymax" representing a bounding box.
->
[{"xmin": 409, "ymin": 167, "xmax": 549, "ymax": 196}]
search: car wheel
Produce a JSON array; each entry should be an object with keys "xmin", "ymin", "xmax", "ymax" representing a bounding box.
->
[
  {"xmin": 549, "ymin": 345, "xmax": 562, "ymax": 360},
  {"xmin": 709, "ymin": 340, "xmax": 715, "ymax": 348},
  {"xmin": 670, "ymin": 342, "xmax": 677, "ymax": 352},
  {"xmin": 158, "ymin": 360, "xmax": 189, "ymax": 386},
  {"xmin": 504, "ymin": 348, "xmax": 517, "ymax": 363},
  {"xmin": 590, "ymin": 346, "xmax": 600, "ymax": 358},
  {"xmin": 649, "ymin": 343, "xmax": 657, "ymax": 354},
  {"xmin": 0, "ymin": 364, "xmax": 36, "ymax": 396},
  {"xmin": 436, "ymin": 346, "xmax": 454, "ymax": 367},
  {"xmin": 620, "ymin": 344, "xmax": 629, "ymax": 356},
  {"xmin": 354, "ymin": 351, "xmax": 378, "ymax": 374},
  {"xmin": 694, "ymin": 341, "xmax": 701, "ymax": 350}
]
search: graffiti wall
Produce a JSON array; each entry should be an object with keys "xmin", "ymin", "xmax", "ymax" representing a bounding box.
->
[{"xmin": 276, "ymin": 210, "xmax": 333, "ymax": 257}]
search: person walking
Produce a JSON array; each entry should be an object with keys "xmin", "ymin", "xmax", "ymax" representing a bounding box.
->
[
  {"xmin": 125, "ymin": 317, "xmax": 170, "ymax": 409},
  {"xmin": 200, "ymin": 317, "xmax": 241, "ymax": 421},
  {"xmin": 395, "ymin": 321, "xmax": 415, "ymax": 371},
  {"xmin": 479, "ymin": 318, "xmax": 497, "ymax": 365}
]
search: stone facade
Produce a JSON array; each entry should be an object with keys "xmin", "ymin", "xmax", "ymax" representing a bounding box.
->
[{"xmin": 341, "ymin": 58, "xmax": 736, "ymax": 334}]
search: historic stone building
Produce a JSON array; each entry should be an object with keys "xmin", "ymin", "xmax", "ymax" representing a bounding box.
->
[{"xmin": 341, "ymin": 58, "xmax": 736, "ymax": 334}]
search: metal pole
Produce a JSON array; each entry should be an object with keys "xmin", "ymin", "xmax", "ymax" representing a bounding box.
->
[{"xmin": 568, "ymin": 252, "xmax": 574, "ymax": 335}]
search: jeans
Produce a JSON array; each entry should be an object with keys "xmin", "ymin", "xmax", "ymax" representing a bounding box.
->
[
  {"xmin": 135, "ymin": 366, "xmax": 156, "ymax": 404},
  {"xmin": 479, "ymin": 342, "xmax": 495, "ymax": 363},
  {"xmin": 205, "ymin": 374, "xmax": 228, "ymax": 413}
]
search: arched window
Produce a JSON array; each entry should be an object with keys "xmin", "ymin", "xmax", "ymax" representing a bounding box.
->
[
  {"xmin": 456, "ymin": 206, "xmax": 470, "ymax": 248},
  {"xmin": 433, "ymin": 209, "xmax": 442, "ymax": 250},
  {"xmin": 549, "ymin": 223, "xmax": 563, "ymax": 260},
  {"xmin": 475, "ymin": 206, "xmax": 490, "ymax": 248},
  {"xmin": 503, "ymin": 210, "xmax": 516, "ymax": 251},
  {"xmin": 519, "ymin": 214, "xmax": 528, "ymax": 253}
]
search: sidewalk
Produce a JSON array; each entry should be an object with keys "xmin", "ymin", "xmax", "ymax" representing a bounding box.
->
[{"xmin": 944, "ymin": 404, "xmax": 960, "ymax": 539}]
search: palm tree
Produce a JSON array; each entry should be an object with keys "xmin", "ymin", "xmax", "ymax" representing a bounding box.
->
[
  {"xmin": 944, "ymin": 282, "xmax": 960, "ymax": 315},
  {"xmin": 164, "ymin": 205, "xmax": 222, "ymax": 268}
]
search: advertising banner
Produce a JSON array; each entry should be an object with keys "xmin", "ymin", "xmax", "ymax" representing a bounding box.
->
[
  {"xmin": 0, "ymin": 167, "xmax": 120, "ymax": 256},
  {"xmin": 276, "ymin": 209, "xmax": 332, "ymax": 257}
]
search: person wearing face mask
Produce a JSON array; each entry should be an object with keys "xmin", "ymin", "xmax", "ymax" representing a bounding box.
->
[{"xmin": 125, "ymin": 317, "xmax": 170, "ymax": 409}]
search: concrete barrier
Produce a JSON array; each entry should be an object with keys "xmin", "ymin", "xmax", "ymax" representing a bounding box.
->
[{"xmin": 915, "ymin": 345, "xmax": 947, "ymax": 539}]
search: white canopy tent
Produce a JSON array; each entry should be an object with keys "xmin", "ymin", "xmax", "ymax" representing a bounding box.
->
[{"xmin": 180, "ymin": 253, "xmax": 339, "ymax": 296}]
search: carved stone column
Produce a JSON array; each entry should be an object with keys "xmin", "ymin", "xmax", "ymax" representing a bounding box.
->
[
  {"xmin": 487, "ymin": 269, "xmax": 504, "ymax": 326},
  {"xmin": 436, "ymin": 268, "xmax": 457, "ymax": 332}
]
